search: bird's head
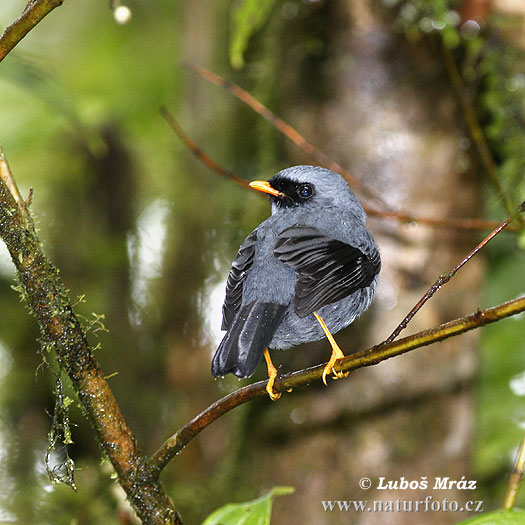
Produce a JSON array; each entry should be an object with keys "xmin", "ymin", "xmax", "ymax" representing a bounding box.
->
[{"xmin": 249, "ymin": 165, "xmax": 366, "ymax": 220}]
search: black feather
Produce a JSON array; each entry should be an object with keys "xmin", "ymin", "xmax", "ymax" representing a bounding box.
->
[
  {"xmin": 274, "ymin": 225, "xmax": 381, "ymax": 317},
  {"xmin": 221, "ymin": 230, "xmax": 257, "ymax": 330}
]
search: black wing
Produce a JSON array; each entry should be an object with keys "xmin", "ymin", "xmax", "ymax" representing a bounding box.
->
[
  {"xmin": 221, "ymin": 230, "xmax": 258, "ymax": 330},
  {"xmin": 274, "ymin": 225, "xmax": 380, "ymax": 318},
  {"xmin": 215, "ymin": 230, "xmax": 288, "ymax": 378}
]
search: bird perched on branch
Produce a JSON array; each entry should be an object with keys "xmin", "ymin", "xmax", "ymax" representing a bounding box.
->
[{"xmin": 212, "ymin": 165, "xmax": 381, "ymax": 400}]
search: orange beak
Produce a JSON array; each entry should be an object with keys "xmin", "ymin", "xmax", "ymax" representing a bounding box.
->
[{"xmin": 249, "ymin": 180, "xmax": 284, "ymax": 198}]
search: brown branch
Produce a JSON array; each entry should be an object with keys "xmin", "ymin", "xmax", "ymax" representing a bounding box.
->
[
  {"xmin": 0, "ymin": 0, "xmax": 65, "ymax": 63},
  {"xmin": 503, "ymin": 436, "xmax": 525, "ymax": 511},
  {"xmin": 0, "ymin": 152, "xmax": 181, "ymax": 523},
  {"xmin": 160, "ymin": 108, "xmax": 505, "ymax": 233},
  {"xmin": 150, "ymin": 294, "xmax": 525, "ymax": 475},
  {"xmin": 366, "ymin": 208, "xmax": 512, "ymax": 232},
  {"xmin": 386, "ymin": 200, "xmax": 525, "ymax": 343},
  {"xmin": 183, "ymin": 63, "xmax": 393, "ymax": 212},
  {"xmin": 169, "ymin": 67, "xmax": 515, "ymax": 233},
  {"xmin": 160, "ymin": 107, "xmax": 252, "ymax": 191}
]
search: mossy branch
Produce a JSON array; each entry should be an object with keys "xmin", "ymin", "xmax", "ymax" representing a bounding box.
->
[
  {"xmin": 0, "ymin": 149, "xmax": 181, "ymax": 524},
  {"xmin": 0, "ymin": 0, "xmax": 65, "ymax": 63}
]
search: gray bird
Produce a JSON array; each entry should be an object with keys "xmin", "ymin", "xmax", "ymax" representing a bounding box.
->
[{"xmin": 212, "ymin": 165, "xmax": 381, "ymax": 399}]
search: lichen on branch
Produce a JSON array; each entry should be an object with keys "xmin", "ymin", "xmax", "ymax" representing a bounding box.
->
[{"xmin": 0, "ymin": 149, "xmax": 181, "ymax": 524}]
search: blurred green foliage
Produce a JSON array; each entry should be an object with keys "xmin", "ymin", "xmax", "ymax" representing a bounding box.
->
[
  {"xmin": 0, "ymin": 0, "xmax": 290, "ymax": 522},
  {"xmin": 387, "ymin": 0, "xmax": 525, "ymax": 210},
  {"xmin": 202, "ymin": 486, "xmax": 294, "ymax": 525},
  {"xmin": 475, "ymin": 243, "xmax": 525, "ymax": 508},
  {"xmin": 385, "ymin": 0, "xmax": 463, "ymax": 47},
  {"xmin": 476, "ymin": 44, "xmax": 525, "ymax": 215},
  {"xmin": 229, "ymin": 0, "xmax": 278, "ymax": 70},
  {"xmin": 0, "ymin": 0, "xmax": 524, "ymax": 523},
  {"xmin": 459, "ymin": 509, "xmax": 525, "ymax": 525}
]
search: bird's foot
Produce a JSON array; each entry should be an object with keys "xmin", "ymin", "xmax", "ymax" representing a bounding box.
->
[
  {"xmin": 264, "ymin": 348, "xmax": 281, "ymax": 401},
  {"xmin": 266, "ymin": 374, "xmax": 281, "ymax": 401},
  {"xmin": 322, "ymin": 347, "xmax": 349, "ymax": 385},
  {"xmin": 313, "ymin": 312, "xmax": 349, "ymax": 385}
]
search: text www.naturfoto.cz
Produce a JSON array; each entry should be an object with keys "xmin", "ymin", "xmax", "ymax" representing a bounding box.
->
[{"xmin": 322, "ymin": 497, "xmax": 484, "ymax": 513}]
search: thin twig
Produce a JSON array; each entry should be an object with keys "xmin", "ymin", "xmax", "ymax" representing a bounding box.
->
[
  {"xmin": 0, "ymin": 0, "xmax": 64, "ymax": 63},
  {"xmin": 160, "ymin": 107, "xmax": 251, "ymax": 191},
  {"xmin": 503, "ymin": 436, "xmax": 525, "ymax": 511},
  {"xmin": 185, "ymin": 64, "xmax": 521, "ymax": 231},
  {"xmin": 183, "ymin": 63, "xmax": 393, "ymax": 211},
  {"xmin": 149, "ymin": 295, "xmax": 525, "ymax": 475},
  {"xmin": 440, "ymin": 39, "xmax": 517, "ymax": 218},
  {"xmin": 386, "ymin": 200, "xmax": 525, "ymax": 343},
  {"xmin": 366, "ymin": 208, "xmax": 510, "ymax": 232},
  {"xmin": 162, "ymin": 104, "xmax": 511, "ymax": 233}
]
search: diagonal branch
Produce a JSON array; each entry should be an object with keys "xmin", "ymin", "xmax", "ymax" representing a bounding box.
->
[
  {"xmin": 161, "ymin": 104, "xmax": 513, "ymax": 232},
  {"xmin": 183, "ymin": 64, "xmax": 521, "ymax": 233},
  {"xmin": 386, "ymin": 200, "xmax": 525, "ymax": 343},
  {"xmin": 149, "ymin": 294, "xmax": 525, "ymax": 475},
  {"xmin": 0, "ymin": 149, "xmax": 181, "ymax": 524},
  {"xmin": 183, "ymin": 63, "xmax": 392, "ymax": 211},
  {"xmin": 160, "ymin": 106, "xmax": 251, "ymax": 191},
  {"xmin": 0, "ymin": 0, "xmax": 65, "ymax": 63},
  {"xmin": 365, "ymin": 207, "xmax": 512, "ymax": 232}
]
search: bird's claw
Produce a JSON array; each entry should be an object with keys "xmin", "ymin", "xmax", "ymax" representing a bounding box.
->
[
  {"xmin": 333, "ymin": 367, "xmax": 349, "ymax": 380},
  {"xmin": 322, "ymin": 365, "xmax": 331, "ymax": 386},
  {"xmin": 322, "ymin": 358, "xmax": 349, "ymax": 385},
  {"xmin": 264, "ymin": 348, "xmax": 281, "ymax": 401},
  {"xmin": 315, "ymin": 312, "xmax": 348, "ymax": 386},
  {"xmin": 266, "ymin": 375, "xmax": 281, "ymax": 401}
]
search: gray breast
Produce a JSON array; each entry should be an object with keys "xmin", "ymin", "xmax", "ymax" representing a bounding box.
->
[{"xmin": 269, "ymin": 277, "xmax": 378, "ymax": 349}]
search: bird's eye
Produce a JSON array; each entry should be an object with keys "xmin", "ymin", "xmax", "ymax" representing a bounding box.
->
[{"xmin": 297, "ymin": 183, "xmax": 313, "ymax": 199}]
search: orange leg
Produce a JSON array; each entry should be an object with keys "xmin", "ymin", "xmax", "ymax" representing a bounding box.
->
[
  {"xmin": 313, "ymin": 312, "xmax": 350, "ymax": 385},
  {"xmin": 264, "ymin": 348, "xmax": 281, "ymax": 401}
]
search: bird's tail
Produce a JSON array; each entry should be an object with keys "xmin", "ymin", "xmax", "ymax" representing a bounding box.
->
[{"xmin": 211, "ymin": 302, "xmax": 287, "ymax": 378}]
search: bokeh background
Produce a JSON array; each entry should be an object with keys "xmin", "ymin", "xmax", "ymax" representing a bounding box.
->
[{"xmin": 0, "ymin": 1, "xmax": 524, "ymax": 523}]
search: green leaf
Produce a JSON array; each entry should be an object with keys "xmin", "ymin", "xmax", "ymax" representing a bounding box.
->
[
  {"xmin": 229, "ymin": 0, "xmax": 278, "ymax": 69},
  {"xmin": 202, "ymin": 486, "xmax": 294, "ymax": 525},
  {"xmin": 458, "ymin": 509, "xmax": 525, "ymax": 524}
]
